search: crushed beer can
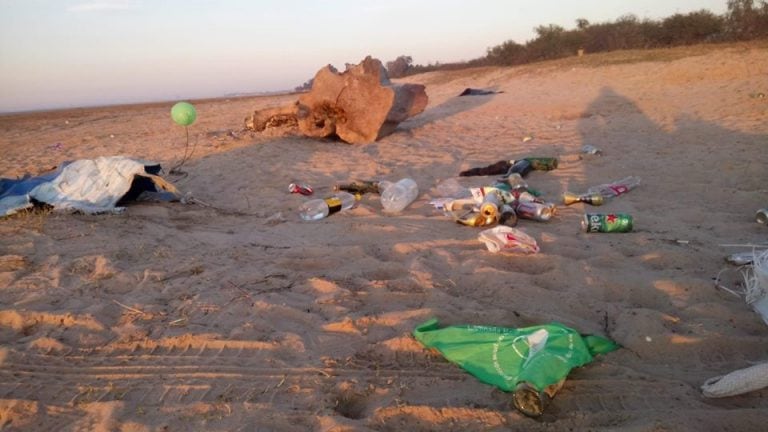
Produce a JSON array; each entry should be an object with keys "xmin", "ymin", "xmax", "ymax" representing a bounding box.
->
[
  {"xmin": 582, "ymin": 213, "xmax": 633, "ymax": 233},
  {"xmin": 288, "ymin": 182, "xmax": 314, "ymax": 196},
  {"xmin": 512, "ymin": 379, "xmax": 565, "ymax": 417}
]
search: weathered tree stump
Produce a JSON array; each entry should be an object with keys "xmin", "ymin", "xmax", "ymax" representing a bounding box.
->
[{"xmin": 244, "ymin": 56, "xmax": 428, "ymax": 144}]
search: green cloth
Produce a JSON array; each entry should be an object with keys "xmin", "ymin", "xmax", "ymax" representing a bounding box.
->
[{"xmin": 413, "ymin": 318, "xmax": 619, "ymax": 392}]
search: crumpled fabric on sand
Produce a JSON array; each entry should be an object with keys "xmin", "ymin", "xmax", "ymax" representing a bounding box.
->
[
  {"xmin": 413, "ymin": 318, "xmax": 619, "ymax": 392},
  {"xmin": 0, "ymin": 156, "xmax": 179, "ymax": 216}
]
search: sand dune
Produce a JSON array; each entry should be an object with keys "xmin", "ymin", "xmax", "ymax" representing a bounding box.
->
[{"xmin": 1, "ymin": 42, "xmax": 767, "ymax": 431}]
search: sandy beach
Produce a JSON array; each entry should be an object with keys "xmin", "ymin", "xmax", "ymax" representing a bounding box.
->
[{"xmin": 1, "ymin": 41, "xmax": 767, "ymax": 431}]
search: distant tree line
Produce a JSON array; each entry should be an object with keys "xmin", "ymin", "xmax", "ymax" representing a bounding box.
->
[
  {"xmin": 293, "ymin": 0, "xmax": 768, "ymax": 90},
  {"xmin": 392, "ymin": 0, "xmax": 768, "ymax": 76}
]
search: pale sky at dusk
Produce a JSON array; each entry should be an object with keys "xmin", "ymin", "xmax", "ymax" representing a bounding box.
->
[{"xmin": 0, "ymin": 0, "xmax": 727, "ymax": 112}]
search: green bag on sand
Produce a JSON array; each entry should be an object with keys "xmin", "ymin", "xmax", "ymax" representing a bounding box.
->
[{"xmin": 413, "ymin": 318, "xmax": 619, "ymax": 393}]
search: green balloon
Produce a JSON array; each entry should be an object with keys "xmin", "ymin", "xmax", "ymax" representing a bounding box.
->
[{"xmin": 171, "ymin": 101, "xmax": 197, "ymax": 126}]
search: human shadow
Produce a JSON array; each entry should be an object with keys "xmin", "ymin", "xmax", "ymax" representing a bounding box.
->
[{"xmin": 564, "ymin": 86, "xmax": 768, "ymax": 415}]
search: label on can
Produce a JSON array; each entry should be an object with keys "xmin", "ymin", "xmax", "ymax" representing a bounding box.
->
[
  {"xmin": 515, "ymin": 201, "xmax": 554, "ymax": 221},
  {"xmin": 582, "ymin": 213, "xmax": 633, "ymax": 233},
  {"xmin": 288, "ymin": 182, "xmax": 314, "ymax": 196}
]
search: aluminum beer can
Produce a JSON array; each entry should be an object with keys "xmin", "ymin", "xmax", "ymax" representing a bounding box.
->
[
  {"xmin": 514, "ymin": 201, "xmax": 555, "ymax": 221},
  {"xmin": 582, "ymin": 213, "xmax": 633, "ymax": 233},
  {"xmin": 756, "ymin": 208, "xmax": 768, "ymax": 225},
  {"xmin": 512, "ymin": 379, "xmax": 565, "ymax": 417},
  {"xmin": 288, "ymin": 182, "xmax": 314, "ymax": 196}
]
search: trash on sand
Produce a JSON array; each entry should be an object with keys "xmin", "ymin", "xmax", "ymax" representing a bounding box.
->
[
  {"xmin": 701, "ymin": 361, "xmax": 768, "ymax": 398},
  {"xmin": 520, "ymin": 157, "xmax": 558, "ymax": 171},
  {"xmin": 298, "ymin": 191, "xmax": 356, "ymax": 221},
  {"xmin": 717, "ymin": 249, "xmax": 768, "ymax": 324},
  {"xmin": 460, "ymin": 157, "xmax": 558, "ymax": 177},
  {"xmin": 413, "ymin": 318, "xmax": 619, "ymax": 417},
  {"xmin": 744, "ymin": 249, "xmax": 768, "ymax": 325},
  {"xmin": 380, "ymin": 178, "xmax": 419, "ymax": 213},
  {"xmin": 725, "ymin": 252, "xmax": 755, "ymax": 266},
  {"xmin": 514, "ymin": 201, "xmax": 556, "ymax": 222},
  {"xmin": 0, "ymin": 156, "xmax": 181, "ymax": 217},
  {"xmin": 336, "ymin": 180, "xmax": 382, "ymax": 195},
  {"xmin": 563, "ymin": 176, "xmax": 641, "ymax": 206},
  {"xmin": 756, "ymin": 208, "xmax": 768, "ymax": 225},
  {"xmin": 582, "ymin": 213, "xmax": 634, "ymax": 233},
  {"xmin": 288, "ymin": 182, "xmax": 314, "ymax": 196},
  {"xmin": 478, "ymin": 226, "xmax": 539, "ymax": 253},
  {"xmin": 562, "ymin": 191, "xmax": 605, "ymax": 206},
  {"xmin": 459, "ymin": 88, "xmax": 503, "ymax": 96},
  {"xmin": 580, "ymin": 144, "xmax": 602, "ymax": 156}
]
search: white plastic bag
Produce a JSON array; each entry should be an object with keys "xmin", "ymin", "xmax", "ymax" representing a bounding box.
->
[{"xmin": 478, "ymin": 226, "xmax": 539, "ymax": 254}]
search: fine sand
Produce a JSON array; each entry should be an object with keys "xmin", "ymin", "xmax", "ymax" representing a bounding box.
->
[{"xmin": 1, "ymin": 42, "xmax": 767, "ymax": 431}]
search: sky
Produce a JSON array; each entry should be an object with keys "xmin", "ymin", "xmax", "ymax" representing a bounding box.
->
[{"xmin": 0, "ymin": 0, "xmax": 728, "ymax": 113}]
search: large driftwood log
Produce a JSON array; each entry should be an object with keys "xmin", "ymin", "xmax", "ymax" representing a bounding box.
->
[{"xmin": 244, "ymin": 56, "xmax": 428, "ymax": 144}]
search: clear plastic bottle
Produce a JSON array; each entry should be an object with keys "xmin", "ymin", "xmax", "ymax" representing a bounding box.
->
[
  {"xmin": 298, "ymin": 191, "xmax": 357, "ymax": 221},
  {"xmin": 586, "ymin": 176, "xmax": 641, "ymax": 200},
  {"xmin": 380, "ymin": 178, "xmax": 419, "ymax": 213}
]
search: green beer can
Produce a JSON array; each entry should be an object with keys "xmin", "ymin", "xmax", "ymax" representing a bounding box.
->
[{"xmin": 582, "ymin": 213, "xmax": 633, "ymax": 233}]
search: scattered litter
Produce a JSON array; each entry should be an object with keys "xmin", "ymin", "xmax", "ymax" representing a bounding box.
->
[
  {"xmin": 563, "ymin": 176, "xmax": 641, "ymax": 206},
  {"xmin": 522, "ymin": 135, "xmax": 534, "ymax": 143},
  {"xmin": 429, "ymin": 197, "xmax": 457, "ymax": 210},
  {"xmin": 288, "ymin": 182, "xmax": 314, "ymax": 196},
  {"xmin": 458, "ymin": 88, "xmax": 503, "ymax": 96},
  {"xmin": 582, "ymin": 213, "xmax": 634, "ymax": 233},
  {"xmin": 478, "ymin": 226, "xmax": 539, "ymax": 254},
  {"xmin": 714, "ymin": 249, "xmax": 768, "ymax": 325},
  {"xmin": 744, "ymin": 249, "xmax": 768, "ymax": 325},
  {"xmin": 580, "ymin": 144, "xmax": 602, "ymax": 155},
  {"xmin": 725, "ymin": 252, "xmax": 755, "ymax": 266},
  {"xmin": 336, "ymin": 180, "xmax": 382, "ymax": 195},
  {"xmin": 298, "ymin": 192, "xmax": 356, "ymax": 221},
  {"xmin": 756, "ymin": 208, "xmax": 767, "ymax": 225},
  {"xmin": 264, "ymin": 212, "xmax": 286, "ymax": 225},
  {"xmin": 460, "ymin": 157, "xmax": 558, "ymax": 177},
  {"xmin": 702, "ymin": 362, "xmax": 768, "ymax": 398},
  {"xmin": 0, "ymin": 156, "xmax": 181, "ymax": 217},
  {"xmin": 413, "ymin": 318, "xmax": 619, "ymax": 417}
]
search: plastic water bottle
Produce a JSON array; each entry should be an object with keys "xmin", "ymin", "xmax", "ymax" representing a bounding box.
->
[
  {"xmin": 298, "ymin": 191, "xmax": 357, "ymax": 221},
  {"xmin": 380, "ymin": 178, "xmax": 419, "ymax": 213},
  {"xmin": 586, "ymin": 176, "xmax": 641, "ymax": 199}
]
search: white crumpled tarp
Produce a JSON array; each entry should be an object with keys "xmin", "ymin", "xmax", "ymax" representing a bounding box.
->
[{"xmin": 0, "ymin": 156, "xmax": 179, "ymax": 216}]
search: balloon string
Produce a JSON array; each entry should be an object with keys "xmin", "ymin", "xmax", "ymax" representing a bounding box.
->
[{"xmin": 169, "ymin": 126, "xmax": 197, "ymax": 176}]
